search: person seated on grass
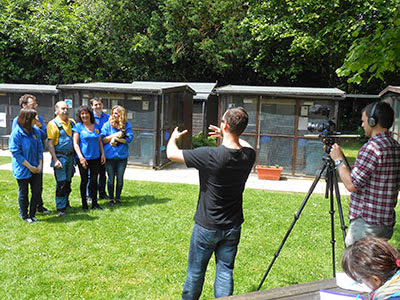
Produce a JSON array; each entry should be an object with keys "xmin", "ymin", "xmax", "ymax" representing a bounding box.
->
[{"xmin": 342, "ymin": 236, "xmax": 400, "ymax": 300}]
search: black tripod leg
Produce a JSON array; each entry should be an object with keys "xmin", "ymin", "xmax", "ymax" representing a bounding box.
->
[
  {"xmin": 332, "ymin": 168, "xmax": 347, "ymax": 246},
  {"xmin": 257, "ymin": 164, "xmax": 327, "ymax": 291},
  {"xmin": 326, "ymin": 167, "xmax": 336, "ymax": 277}
]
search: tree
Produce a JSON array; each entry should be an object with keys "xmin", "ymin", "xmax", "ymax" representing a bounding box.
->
[
  {"xmin": 242, "ymin": 0, "xmax": 363, "ymax": 88},
  {"xmin": 336, "ymin": 0, "xmax": 400, "ymax": 85},
  {"xmin": 146, "ymin": 0, "xmax": 253, "ymax": 83}
]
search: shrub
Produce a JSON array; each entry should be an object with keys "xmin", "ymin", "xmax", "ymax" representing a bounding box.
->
[{"xmin": 192, "ymin": 132, "xmax": 217, "ymax": 148}]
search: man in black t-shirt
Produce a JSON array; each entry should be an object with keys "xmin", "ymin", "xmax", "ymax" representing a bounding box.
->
[{"xmin": 167, "ymin": 107, "xmax": 256, "ymax": 300}]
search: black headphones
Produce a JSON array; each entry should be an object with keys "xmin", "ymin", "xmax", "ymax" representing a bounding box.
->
[{"xmin": 368, "ymin": 102, "xmax": 378, "ymax": 127}]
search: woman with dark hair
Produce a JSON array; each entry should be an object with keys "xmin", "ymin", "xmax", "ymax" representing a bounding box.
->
[
  {"xmin": 73, "ymin": 105, "xmax": 105, "ymax": 210},
  {"xmin": 9, "ymin": 108, "xmax": 43, "ymax": 223},
  {"xmin": 101, "ymin": 105, "xmax": 133, "ymax": 205},
  {"xmin": 342, "ymin": 237, "xmax": 400, "ymax": 299}
]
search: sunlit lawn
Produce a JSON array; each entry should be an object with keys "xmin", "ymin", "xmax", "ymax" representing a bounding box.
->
[{"xmin": 0, "ymin": 159, "xmax": 399, "ymax": 299}]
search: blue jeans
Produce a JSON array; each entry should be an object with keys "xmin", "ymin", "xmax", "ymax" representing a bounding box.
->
[
  {"xmin": 17, "ymin": 173, "xmax": 41, "ymax": 219},
  {"xmin": 105, "ymin": 159, "xmax": 127, "ymax": 200},
  {"xmin": 182, "ymin": 223, "xmax": 241, "ymax": 300}
]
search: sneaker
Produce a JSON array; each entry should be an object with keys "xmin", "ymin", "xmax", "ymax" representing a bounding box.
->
[
  {"xmin": 87, "ymin": 197, "xmax": 92, "ymax": 205},
  {"xmin": 108, "ymin": 200, "xmax": 115, "ymax": 206},
  {"xmin": 24, "ymin": 218, "xmax": 34, "ymax": 223},
  {"xmin": 31, "ymin": 217, "xmax": 39, "ymax": 222},
  {"xmin": 57, "ymin": 210, "xmax": 67, "ymax": 217},
  {"xmin": 37, "ymin": 207, "xmax": 51, "ymax": 214}
]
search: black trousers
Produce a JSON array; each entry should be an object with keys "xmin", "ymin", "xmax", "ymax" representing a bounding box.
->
[{"xmin": 77, "ymin": 158, "xmax": 100, "ymax": 207}]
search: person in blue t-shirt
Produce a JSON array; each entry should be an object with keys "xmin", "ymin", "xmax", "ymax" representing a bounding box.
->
[
  {"xmin": 90, "ymin": 97, "xmax": 110, "ymax": 200},
  {"xmin": 12, "ymin": 94, "xmax": 50, "ymax": 214},
  {"xmin": 73, "ymin": 105, "xmax": 105, "ymax": 210},
  {"xmin": 9, "ymin": 108, "xmax": 44, "ymax": 223},
  {"xmin": 101, "ymin": 105, "xmax": 133, "ymax": 205}
]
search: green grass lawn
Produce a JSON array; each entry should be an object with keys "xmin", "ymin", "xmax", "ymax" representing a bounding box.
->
[
  {"xmin": 0, "ymin": 156, "xmax": 11, "ymax": 165},
  {"xmin": 1, "ymin": 169, "xmax": 400, "ymax": 299},
  {"xmin": 339, "ymin": 140, "xmax": 364, "ymax": 165}
]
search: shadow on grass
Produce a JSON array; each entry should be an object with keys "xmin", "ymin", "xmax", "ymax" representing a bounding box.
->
[
  {"xmin": 103, "ymin": 195, "xmax": 171, "ymax": 207},
  {"xmin": 40, "ymin": 207, "xmax": 99, "ymax": 223}
]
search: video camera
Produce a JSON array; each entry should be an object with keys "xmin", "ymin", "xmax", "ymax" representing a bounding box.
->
[
  {"xmin": 307, "ymin": 105, "xmax": 337, "ymax": 135},
  {"xmin": 306, "ymin": 105, "xmax": 340, "ymax": 153}
]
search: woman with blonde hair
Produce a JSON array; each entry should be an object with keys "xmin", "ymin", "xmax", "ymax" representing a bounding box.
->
[{"xmin": 101, "ymin": 105, "xmax": 133, "ymax": 205}]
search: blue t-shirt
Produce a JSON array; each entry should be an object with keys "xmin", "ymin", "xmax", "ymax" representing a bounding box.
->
[
  {"xmin": 72, "ymin": 123, "xmax": 101, "ymax": 160},
  {"xmin": 94, "ymin": 112, "xmax": 110, "ymax": 130},
  {"xmin": 101, "ymin": 121, "xmax": 133, "ymax": 159}
]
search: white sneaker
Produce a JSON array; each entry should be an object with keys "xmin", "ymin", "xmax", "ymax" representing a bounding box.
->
[
  {"xmin": 57, "ymin": 211, "xmax": 67, "ymax": 217},
  {"xmin": 31, "ymin": 217, "xmax": 39, "ymax": 222},
  {"xmin": 25, "ymin": 218, "xmax": 34, "ymax": 223}
]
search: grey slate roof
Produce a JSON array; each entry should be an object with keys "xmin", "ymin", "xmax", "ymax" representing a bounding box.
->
[
  {"xmin": 57, "ymin": 82, "xmax": 196, "ymax": 95},
  {"xmin": 133, "ymin": 81, "xmax": 217, "ymax": 100},
  {"xmin": 379, "ymin": 85, "xmax": 400, "ymax": 97},
  {"xmin": 0, "ymin": 84, "xmax": 58, "ymax": 94},
  {"xmin": 215, "ymin": 85, "xmax": 345, "ymax": 99}
]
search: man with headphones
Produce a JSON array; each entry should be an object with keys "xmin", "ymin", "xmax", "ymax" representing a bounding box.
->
[{"xmin": 330, "ymin": 101, "xmax": 400, "ymax": 246}]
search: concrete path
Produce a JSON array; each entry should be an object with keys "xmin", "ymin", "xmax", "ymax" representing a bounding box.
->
[{"xmin": 0, "ymin": 150, "xmax": 351, "ymax": 197}]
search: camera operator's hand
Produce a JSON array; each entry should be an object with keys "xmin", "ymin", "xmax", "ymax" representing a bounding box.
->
[
  {"xmin": 208, "ymin": 125, "xmax": 222, "ymax": 139},
  {"xmin": 330, "ymin": 143, "xmax": 344, "ymax": 161},
  {"xmin": 171, "ymin": 127, "xmax": 188, "ymax": 141}
]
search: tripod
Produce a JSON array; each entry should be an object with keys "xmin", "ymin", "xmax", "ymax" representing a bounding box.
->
[{"xmin": 257, "ymin": 151, "xmax": 348, "ymax": 291}]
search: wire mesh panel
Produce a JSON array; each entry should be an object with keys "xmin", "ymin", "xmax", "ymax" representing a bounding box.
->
[
  {"xmin": 257, "ymin": 136, "xmax": 293, "ymax": 173},
  {"xmin": 296, "ymin": 139, "xmax": 325, "ymax": 175},
  {"xmin": 260, "ymin": 101, "xmax": 295, "ymax": 135}
]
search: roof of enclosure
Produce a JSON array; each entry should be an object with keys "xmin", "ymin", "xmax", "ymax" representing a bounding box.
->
[
  {"xmin": 57, "ymin": 82, "xmax": 196, "ymax": 95},
  {"xmin": 379, "ymin": 85, "xmax": 400, "ymax": 97},
  {"xmin": 0, "ymin": 84, "xmax": 58, "ymax": 94},
  {"xmin": 215, "ymin": 85, "xmax": 346, "ymax": 99},
  {"xmin": 132, "ymin": 81, "xmax": 217, "ymax": 101}
]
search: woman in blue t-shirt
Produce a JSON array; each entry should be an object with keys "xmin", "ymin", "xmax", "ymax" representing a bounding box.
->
[
  {"xmin": 9, "ymin": 108, "xmax": 43, "ymax": 223},
  {"xmin": 101, "ymin": 105, "xmax": 133, "ymax": 205},
  {"xmin": 73, "ymin": 105, "xmax": 105, "ymax": 210}
]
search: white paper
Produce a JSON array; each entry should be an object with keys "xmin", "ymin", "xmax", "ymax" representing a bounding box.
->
[
  {"xmin": 0, "ymin": 112, "xmax": 6, "ymax": 127},
  {"xmin": 298, "ymin": 117, "xmax": 308, "ymax": 130},
  {"xmin": 320, "ymin": 289, "xmax": 364, "ymax": 300},
  {"xmin": 336, "ymin": 272, "xmax": 371, "ymax": 293}
]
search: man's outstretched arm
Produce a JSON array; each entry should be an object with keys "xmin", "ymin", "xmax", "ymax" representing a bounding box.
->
[{"xmin": 166, "ymin": 127, "xmax": 188, "ymax": 163}]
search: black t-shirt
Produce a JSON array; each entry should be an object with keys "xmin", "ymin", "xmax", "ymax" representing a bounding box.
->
[{"xmin": 183, "ymin": 145, "xmax": 256, "ymax": 230}]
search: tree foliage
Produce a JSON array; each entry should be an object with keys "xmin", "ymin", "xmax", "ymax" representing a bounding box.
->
[
  {"xmin": 0, "ymin": 0, "xmax": 398, "ymax": 90},
  {"xmin": 336, "ymin": 0, "xmax": 400, "ymax": 85}
]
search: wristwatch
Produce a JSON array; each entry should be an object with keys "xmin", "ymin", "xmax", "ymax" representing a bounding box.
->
[{"xmin": 334, "ymin": 159, "xmax": 345, "ymax": 169}]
